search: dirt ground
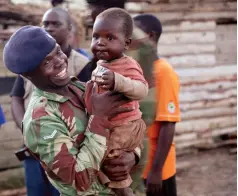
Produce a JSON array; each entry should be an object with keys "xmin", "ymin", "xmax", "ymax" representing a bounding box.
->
[
  {"xmin": 0, "ymin": 147, "xmax": 236, "ymax": 196},
  {"xmin": 176, "ymin": 147, "xmax": 237, "ymax": 196}
]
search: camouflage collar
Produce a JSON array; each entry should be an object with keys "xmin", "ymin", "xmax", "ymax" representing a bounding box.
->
[{"xmin": 34, "ymin": 77, "xmax": 85, "ymax": 103}]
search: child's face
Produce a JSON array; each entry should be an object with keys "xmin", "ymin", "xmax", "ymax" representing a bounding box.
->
[{"xmin": 91, "ymin": 18, "xmax": 131, "ymax": 61}]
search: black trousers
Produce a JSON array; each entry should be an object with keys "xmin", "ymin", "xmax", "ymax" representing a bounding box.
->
[{"xmin": 144, "ymin": 175, "xmax": 177, "ymax": 196}]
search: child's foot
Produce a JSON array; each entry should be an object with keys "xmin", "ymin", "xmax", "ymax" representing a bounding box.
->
[{"xmin": 113, "ymin": 187, "xmax": 135, "ymax": 196}]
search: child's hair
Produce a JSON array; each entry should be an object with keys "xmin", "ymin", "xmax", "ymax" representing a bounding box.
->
[
  {"xmin": 96, "ymin": 8, "xmax": 133, "ymax": 39},
  {"xmin": 134, "ymin": 14, "xmax": 162, "ymax": 42}
]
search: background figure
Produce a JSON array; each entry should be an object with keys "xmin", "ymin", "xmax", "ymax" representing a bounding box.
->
[
  {"xmin": 134, "ymin": 14, "xmax": 181, "ymax": 196},
  {"xmin": 0, "ymin": 105, "xmax": 6, "ymax": 128},
  {"xmin": 50, "ymin": 0, "xmax": 68, "ymax": 9},
  {"xmin": 10, "ymin": 8, "xmax": 89, "ymax": 196},
  {"xmin": 70, "ymin": 20, "xmax": 91, "ymax": 59}
]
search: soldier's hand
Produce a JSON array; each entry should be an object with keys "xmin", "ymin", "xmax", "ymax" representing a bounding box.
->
[{"xmin": 101, "ymin": 151, "xmax": 136, "ymax": 181}]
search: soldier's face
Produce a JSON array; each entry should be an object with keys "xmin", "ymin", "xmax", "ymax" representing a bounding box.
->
[{"xmin": 37, "ymin": 44, "xmax": 70, "ymax": 88}]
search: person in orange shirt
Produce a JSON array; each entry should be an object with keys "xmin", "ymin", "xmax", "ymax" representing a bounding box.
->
[{"xmin": 134, "ymin": 14, "xmax": 181, "ymax": 196}]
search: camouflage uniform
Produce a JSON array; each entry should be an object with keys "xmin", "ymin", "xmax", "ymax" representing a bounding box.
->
[{"xmin": 22, "ymin": 78, "xmax": 141, "ymax": 196}]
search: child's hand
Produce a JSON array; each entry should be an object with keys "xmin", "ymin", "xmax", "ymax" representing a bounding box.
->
[{"xmin": 98, "ymin": 70, "xmax": 115, "ymax": 90}]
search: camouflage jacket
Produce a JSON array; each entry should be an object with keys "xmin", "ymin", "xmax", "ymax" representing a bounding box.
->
[{"xmin": 22, "ymin": 79, "xmax": 117, "ymax": 196}]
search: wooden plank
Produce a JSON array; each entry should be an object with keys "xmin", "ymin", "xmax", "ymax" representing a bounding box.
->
[
  {"xmin": 0, "ymin": 29, "xmax": 18, "ymax": 40},
  {"xmin": 0, "ymin": 125, "xmax": 23, "ymax": 169},
  {"xmin": 158, "ymin": 44, "xmax": 216, "ymax": 56},
  {"xmin": 0, "ymin": 95, "xmax": 11, "ymax": 104},
  {"xmin": 167, "ymin": 0, "xmax": 237, "ymax": 5},
  {"xmin": 0, "ymin": 67, "xmax": 8, "ymax": 77},
  {"xmin": 167, "ymin": 54, "xmax": 216, "ymax": 68},
  {"xmin": 215, "ymin": 24, "xmax": 237, "ymax": 65},
  {"xmin": 180, "ymin": 81, "xmax": 237, "ymax": 93},
  {"xmin": 177, "ymin": 65, "xmax": 237, "ymax": 86},
  {"xmin": 176, "ymin": 138, "xmax": 213, "ymax": 149},
  {"xmin": 0, "ymin": 149, "xmax": 22, "ymax": 169},
  {"xmin": 163, "ymin": 21, "xmax": 216, "ymax": 32},
  {"xmin": 0, "ymin": 187, "xmax": 26, "ymax": 196},
  {"xmin": 132, "ymin": 11, "xmax": 237, "ymax": 24},
  {"xmin": 181, "ymin": 105, "xmax": 236, "ymax": 120},
  {"xmin": 127, "ymin": 2, "xmax": 237, "ymax": 12},
  {"xmin": 176, "ymin": 116, "xmax": 237, "ymax": 134},
  {"xmin": 229, "ymin": 148, "xmax": 237, "ymax": 154},
  {"xmin": 216, "ymin": 52, "xmax": 237, "ymax": 65},
  {"xmin": 0, "ymin": 122, "xmax": 22, "ymax": 141},
  {"xmin": 176, "ymin": 148, "xmax": 198, "ymax": 156},
  {"xmin": 160, "ymin": 31, "xmax": 216, "ymax": 44},
  {"xmin": 181, "ymin": 97, "xmax": 237, "ymax": 111},
  {"xmin": 176, "ymin": 161, "xmax": 193, "ymax": 172},
  {"xmin": 200, "ymin": 126, "xmax": 237, "ymax": 138},
  {"xmin": 195, "ymin": 139, "xmax": 237, "ymax": 150},
  {"xmin": 180, "ymin": 88, "xmax": 236, "ymax": 103},
  {"xmin": 175, "ymin": 132, "xmax": 197, "ymax": 143}
]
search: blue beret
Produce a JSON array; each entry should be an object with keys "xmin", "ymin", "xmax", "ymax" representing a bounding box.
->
[{"xmin": 3, "ymin": 25, "xmax": 56, "ymax": 74}]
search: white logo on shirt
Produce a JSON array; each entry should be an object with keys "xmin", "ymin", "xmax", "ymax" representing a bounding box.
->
[{"xmin": 168, "ymin": 102, "xmax": 176, "ymax": 114}]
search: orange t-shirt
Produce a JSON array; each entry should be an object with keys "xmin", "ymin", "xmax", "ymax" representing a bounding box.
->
[{"xmin": 143, "ymin": 59, "xmax": 181, "ymax": 180}]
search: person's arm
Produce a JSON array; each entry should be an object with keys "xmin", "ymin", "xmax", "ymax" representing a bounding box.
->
[
  {"xmin": 25, "ymin": 115, "xmax": 111, "ymax": 192},
  {"xmin": 148, "ymin": 121, "xmax": 175, "ymax": 177},
  {"xmin": 146, "ymin": 62, "xmax": 181, "ymax": 195},
  {"xmin": 113, "ymin": 72, "xmax": 148, "ymax": 100},
  {"xmin": 11, "ymin": 97, "xmax": 25, "ymax": 129},
  {"xmin": 10, "ymin": 75, "xmax": 25, "ymax": 130}
]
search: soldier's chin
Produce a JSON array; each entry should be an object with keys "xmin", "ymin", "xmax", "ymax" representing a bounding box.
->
[{"xmin": 52, "ymin": 76, "xmax": 71, "ymax": 87}]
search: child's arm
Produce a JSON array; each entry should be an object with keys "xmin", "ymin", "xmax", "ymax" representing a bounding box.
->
[{"xmin": 113, "ymin": 72, "xmax": 148, "ymax": 100}]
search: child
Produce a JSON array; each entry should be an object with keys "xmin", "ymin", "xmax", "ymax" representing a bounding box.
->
[{"xmin": 84, "ymin": 8, "xmax": 148, "ymax": 196}]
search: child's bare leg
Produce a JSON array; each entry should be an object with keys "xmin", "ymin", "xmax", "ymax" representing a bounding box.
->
[{"xmin": 113, "ymin": 187, "xmax": 135, "ymax": 196}]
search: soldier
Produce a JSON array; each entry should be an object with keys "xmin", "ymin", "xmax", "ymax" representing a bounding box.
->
[
  {"xmin": 4, "ymin": 25, "xmax": 139, "ymax": 195},
  {"xmin": 10, "ymin": 8, "xmax": 89, "ymax": 196}
]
